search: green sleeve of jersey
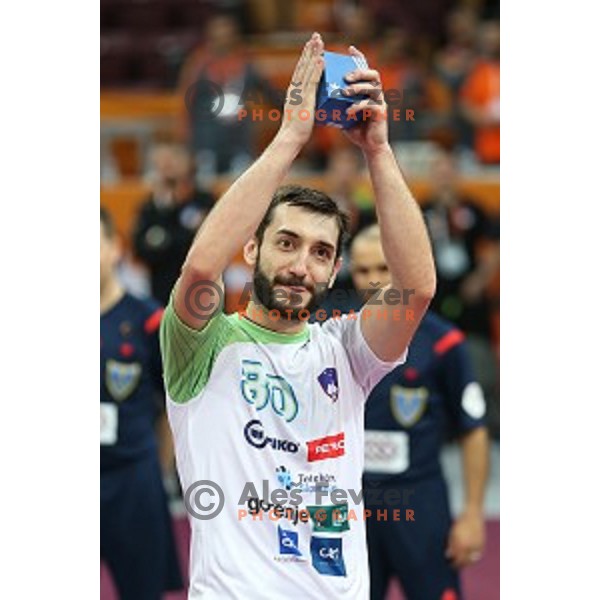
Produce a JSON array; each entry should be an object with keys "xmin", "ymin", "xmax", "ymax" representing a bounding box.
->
[{"xmin": 159, "ymin": 293, "xmax": 234, "ymax": 404}]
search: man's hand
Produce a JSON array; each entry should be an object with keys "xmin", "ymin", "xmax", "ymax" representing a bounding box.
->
[
  {"xmin": 445, "ymin": 511, "xmax": 486, "ymax": 569},
  {"xmin": 342, "ymin": 45, "xmax": 389, "ymax": 155},
  {"xmin": 278, "ymin": 32, "xmax": 324, "ymax": 148}
]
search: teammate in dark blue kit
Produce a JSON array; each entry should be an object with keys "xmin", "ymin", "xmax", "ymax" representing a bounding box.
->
[
  {"xmin": 100, "ymin": 208, "xmax": 183, "ymax": 599},
  {"xmin": 348, "ymin": 225, "xmax": 490, "ymax": 600}
]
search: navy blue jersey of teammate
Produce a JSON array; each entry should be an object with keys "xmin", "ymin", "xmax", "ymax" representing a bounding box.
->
[
  {"xmin": 100, "ymin": 293, "xmax": 164, "ymax": 469},
  {"xmin": 100, "ymin": 292, "xmax": 183, "ymax": 598},
  {"xmin": 364, "ymin": 311, "xmax": 487, "ymax": 483}
]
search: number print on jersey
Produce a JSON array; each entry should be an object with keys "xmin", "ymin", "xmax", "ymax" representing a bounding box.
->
[{"xmin": 240, "ymin": 360, "xmax": 299, "ymax": 422}]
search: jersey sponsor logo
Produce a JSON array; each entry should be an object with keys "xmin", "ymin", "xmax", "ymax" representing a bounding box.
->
[
  {"xmin": 310, "ymin": 537, "xmax": 346, "ymax": 577},
  {"xmin": 244, "ymin": 420, "xmax": 299, "ymax": 453},
  {"xmin": 278, "ymin": 525, "xmax": 302, "ymax": 556},
  {"xmin": 307, "ymin": 503, "xmax": 350, "ymax": 533},
  {"xmin": 241, "ymin": 359, "xmax": 299, "ymax": 422},
  {"xmin": 390, "ymin": 385, "xmax": 428, "ymax": 427},
  {"xmin": 317, "ymin": 368, "xmax": 339, "ymax": 402},
  {"xmin": 105, "ymin": 359, "xmax": 142, "ymax": 402},
  {"xmin": 275, "ymin": 466, "xmax": 337, "ymax": 493},
  {"xmin": 246, "ymin": 497, "xmax": 307, "ymax": 526},
  {"xmin": 306, "ymin": 432, "xmax": 345, "ymax": 462}
]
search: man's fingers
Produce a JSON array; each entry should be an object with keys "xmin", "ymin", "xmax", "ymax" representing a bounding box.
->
[
  {"xmin": 345, "ymin": 68, "xmax": 381, "ymax": 84},
  {"xmin": 291, "ymin": 34, "xmax": 323, "ymax": 90},
  {"xmin": 348, "ymin": 44, "xmax": 367, "ymax": 64},
  {"xmin": 291, "ymin": 40, "xmax": 312, "ymax": 85},
  {"xmin": 292, "ymin": 41, "xmax": 311, "ymax": 77},
  {"xmin": 345, "ymin": 98, "xmax": 386, "ymax": 118},
  {"xmin": 343, "ymin": 82, "xmax": 383, "ymax": 102},
  {"xmin": 291, "ymin": 33, "xmax": 320, "ymax": 84}
]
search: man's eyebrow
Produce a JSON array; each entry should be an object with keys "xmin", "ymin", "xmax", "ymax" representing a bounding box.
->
[
  {"xmin": 275, "ymin": 228, "xmax": 300, "ymax": 239},
  {"xmin": 275, "ymin": 228, "xmax": 335, "ymax": 251}
]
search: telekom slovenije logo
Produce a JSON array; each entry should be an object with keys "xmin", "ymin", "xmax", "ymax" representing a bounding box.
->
[{"xmin": 307, "ymin": 432, "xmax": 345, "ymax": 462}]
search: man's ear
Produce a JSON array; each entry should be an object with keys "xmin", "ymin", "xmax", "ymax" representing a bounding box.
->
[
  {"xmin": 111, "ymin": 234, "xmax": 123, "ymax": 266},
  {"xmin": 243, "ymin": 237, "xmax": 259, "ymax": 267},
  {"xmin": 328, "ymin": 257, "xmax": 343, "ymax": 288}
]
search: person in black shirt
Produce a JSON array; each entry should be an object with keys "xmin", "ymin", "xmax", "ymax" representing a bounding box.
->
[
  {"xmin": 133, "ymin": 143, "xmax": 214, "ymax": 305},
  {"xmin": 422, "ymin": 150, "xmax": 499, "ymax": 435}
]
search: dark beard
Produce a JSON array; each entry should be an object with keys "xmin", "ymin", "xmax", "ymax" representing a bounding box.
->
[{"xmin": 252, "ymin": 263, "xmax": 329, "ymax": 320}]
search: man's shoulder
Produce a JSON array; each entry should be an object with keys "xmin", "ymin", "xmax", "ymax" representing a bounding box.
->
[
  {"xmin": 420, "ymin": 312, "xmax": 466, "ymax": 358},
  {"xmin": 121, "ymin": 293, "xmax": 164, "ymax": 334}
]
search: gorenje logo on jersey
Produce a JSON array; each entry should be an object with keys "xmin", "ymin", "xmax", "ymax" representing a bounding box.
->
[
  {"xmin": 306, "ymin": 432, "xmax": 345, "ymax": 462},
  {"xmin": 244, "ymin": 420, "xmax": 299, "ymax": 453}
]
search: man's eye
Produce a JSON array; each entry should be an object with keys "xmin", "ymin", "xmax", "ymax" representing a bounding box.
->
[
  {"xmin": 278, "ymin": 239, "xmax": 292, "ymax": 249},
  {"xmin": 316, "ymin": 248, "xmax": 331, "ymax": 260}
]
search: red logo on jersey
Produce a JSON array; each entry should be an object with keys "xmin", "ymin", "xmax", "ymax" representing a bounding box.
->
[{"xmin": 307, "ymin": 432, "xmax": 345, "ymax": 462}]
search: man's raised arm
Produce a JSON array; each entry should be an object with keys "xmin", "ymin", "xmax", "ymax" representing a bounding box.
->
[
  {"xmin": 343, "ymin": 46, "xmax": 436, "ymax": 361},
  {"xmin": 173, "ymin": 33, "xmax": 325, "ymax": 330}
]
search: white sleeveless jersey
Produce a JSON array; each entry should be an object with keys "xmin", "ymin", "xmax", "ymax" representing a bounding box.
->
[{"xmin": 160, "ymin": 300, "xmax": 406, "ymax": 599}]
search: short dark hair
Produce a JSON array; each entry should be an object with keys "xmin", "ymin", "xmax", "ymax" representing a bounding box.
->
[
  {"xmin": 255, "ymin": 185, "xmax": 350, "ymax": 260},
  {"xmin": 100, "ymin": 207, "xmax": 116, "ymax": 239}
]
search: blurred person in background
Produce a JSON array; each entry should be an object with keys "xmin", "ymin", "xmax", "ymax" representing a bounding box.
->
[
  {"xmin": 375, "ymin": 27, "xmax": 427, "ymax": 142},
  {"xmin": 422, "ymin": 149, "xmax": 500, "ymax": 435},
  {"xmin": 332, "ymin": 3, "xmax": 379, "ymax": 59},
  {"xmin": 435, "ymin": 7, "xmax": 478, "ymax": 93},
  {"xmin": 459, "ymin": 20, "xmax": 500, "ymax": 164},
  {"xmin": 133, "ymin": 142, "xmax": 214, "ymax": 305},
  {"xmin": 101, "ymin": 208, "xmax": 183, "ymax": 600},
  {"xmin": 178, "ymin": 12, "xmax": 280, "ymax": 175},
  {"xmin": 325, "ymin": 145, "xmax": 375, "ymax": 236},
  {"xmin": 432, "ymin": 7, "xmax": 478, "ymax": 147},
  {"xmin": 349, "ymin": 225, "xmax": 489, "ymax": 600},
  {"xmin": 322, "ymin": 145, "xmax": 375, "ymax": 292}
]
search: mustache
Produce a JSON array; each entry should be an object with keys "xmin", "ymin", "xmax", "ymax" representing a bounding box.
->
[{"xmin": 273, "ymin": 276, "xmax": 314, "ymax": 293}]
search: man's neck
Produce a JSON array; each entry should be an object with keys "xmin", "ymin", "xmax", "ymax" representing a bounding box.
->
[
  {"xmin": 100, "ymin": 278, "xmax": 125, "ymax": 315},
  {"xmin": 243, "ymin": 300, "xmax": 308, "ymax": 334}
]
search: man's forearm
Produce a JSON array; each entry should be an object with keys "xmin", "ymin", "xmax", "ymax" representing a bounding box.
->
[
  {"xmin": 460, "ymin": 426, "xmax": 490, "ymax": 515},
  {"xmin": 364, "ymin": 145, "xmax": 436, "ymax": 298},
  {"xmin": 182, "ymin": 132, "xmax": 302, "ymax": 279}
]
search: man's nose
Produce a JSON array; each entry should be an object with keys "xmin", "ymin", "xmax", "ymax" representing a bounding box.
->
[{"xmin": 288, "ymin": 252, "xmax": 309, "ymax": 278}]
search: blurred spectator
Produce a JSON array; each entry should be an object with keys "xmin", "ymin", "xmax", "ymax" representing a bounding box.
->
[
  {"xmin": 375, "ymin": 27, "xmax": 427, "ymax": 141},
  {"xmin": 422, "ymin": 150, "xmax": 499, "ymax": 433},
  {"xmin": 322, "ymin": 146, "xmax": 374, "ymax": 290},
  {"xmin": 133, "ymin": 143, "xmax": 214, "ymax": 305},
  {"xmin": 435, "ymin": 7, "xmax": 478, "ymax": 92},
  {"xmin": 332, "ymin": 3, "xmax": 379, "ymax": 59},
  {"xmin": 422, "ymin": 150, "xmax": 499, "ymax": 336},
  {"xmin": 178, "ymin": 13, "xmax": 280, "ymax": 175},
  {"xmin": 432, "ymin": 7, "xmax": 478, "ymax": 146},
  {"xmin": 459, "ymin": 20, "xmax": 500, "ymax": 164},
  {"xmin": 363, "ymin": 0, "xmax": 455, "ymax": 40}
]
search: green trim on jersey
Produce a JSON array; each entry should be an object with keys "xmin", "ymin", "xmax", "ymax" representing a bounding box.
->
[
  {"xmin": 159, "ymin": 296, "xmax": 310, "ymax": 404},
  {"xmin": 233, "ymin": 313, "xmax": 310, "ymax": 344}
]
